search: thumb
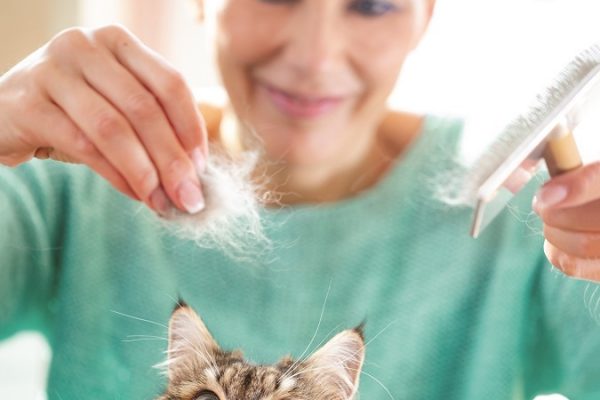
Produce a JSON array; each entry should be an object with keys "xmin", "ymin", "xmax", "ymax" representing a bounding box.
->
[{"xmin": 534, "ymin": 161, "xmax": 600, "ymax": 211}]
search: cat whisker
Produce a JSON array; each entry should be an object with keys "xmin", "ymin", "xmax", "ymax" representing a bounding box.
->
[
  {"xmin": 123, "ymin": 338, "xmax": 167, "ymax": 343},
  {"xmin": 280, "ymin": 280, "xmax": 332, "ymax": 381},
  {"xmin": 584, "ymin": 283, "xmax": 591, "ymax": 309},
  {"xmin": 285, "ymin": 364, "xmax": 395, "ymax": 400},
  {"xmin": 283, "ymin": 317, "xmax": 399, "ymax": 399},
  {"xmin": 297, "ymin": 280, "xmax": 332, "ymax": 361},
  {"xmin": 122, "ymin": 334, "xmax": 168, "ymax": 343},
  {"xmin": 163, "ymin": 332, "xmax": 220, "ymax": 375},
  {"xmin": 111, "ymin": 308, "xmax": 220, "ymax": 376},
  {"xmin": 282, "ymin": 295, "xmax": 398, "ymax": 394},
  {"xmin": 363, "ymin": 318, "xmax": 399, "ymax": 349},
  {"xmin": 127, "ymin": 334, "xmax": 167, "ymax": 339},
  {"xmin": 299, "ymin": 316, "xmax": 398, "ymax": 378},
  {"xmin": 110, "ymin": 309, "xmax": 168, "ymax": 330},
  {"xmin": 283, "ymin": 365, "xmax": 339, "ymax": 386},
  {"xmin": 165, "ymin": 293, "xmax": 182, "ymax": 307},
  {"xmin": 311, "ymin": 323, "xmax": 345, "ymax": 354},
  {"xmin": 277, "ymin": 319, "xmax": 342, "ymax": 384},
  {"xmin": 584, "ymin": 284, "xmax": 599, "ymax": 321},
  {"xmin": 279, "ymin": 322, "xmax": 344, "ymax": 384},
  {"xmin": 358, "ymin": 369, "xmax": 395, "ymax": 400},
  {"xmin": 593, "ymin": 286, "xmax": 600, "ymax": 325}
]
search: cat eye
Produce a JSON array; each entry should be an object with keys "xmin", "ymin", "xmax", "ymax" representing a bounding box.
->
[{"xmin": 194, "ymin": 390, "xmax": 219, "ymax": 400}]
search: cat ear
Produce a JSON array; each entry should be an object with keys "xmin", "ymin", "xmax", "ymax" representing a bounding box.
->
[
  {"xmin": 306, "ymin": 327, "xmax": 365, "ymax": 399},
  {"xmin": 163, "ymin": 303, "xmax": 220, "ymax": 381}
]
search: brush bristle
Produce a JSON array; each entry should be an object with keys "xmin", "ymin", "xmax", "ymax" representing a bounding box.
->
[{"xmin": 439, "ymin": 42, "xmax": 600, "ymax": 207}]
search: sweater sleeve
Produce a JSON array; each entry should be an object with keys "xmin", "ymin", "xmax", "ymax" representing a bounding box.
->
[
  {"xmin": 0, "ymin": 160, "xmax": 70, "ymax": 338},
  {"xmin": 525, "ymin": 255, "xmax": 600, "ymax": 399}
]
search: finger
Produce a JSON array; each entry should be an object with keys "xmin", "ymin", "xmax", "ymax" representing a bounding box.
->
[
  {"xmin": 533, "ymin": 161, "xmax": 600, "ymax": 211},
  {"xmin": 80, "ymin": 48, "xmax": 205, "ymax": 213},
  {"xmin": 544, "ymin": 225, "xmax": 600, "ymax": 259},
  {"xmin": 544, "ymin": 240, "xmax": 600, "ymax": 283},
  {"xmin": 40, "ymin": 109, "xmax": 173, "ymax": 216},
  {"xmin": 504, "ymin": 166, "xmax": 533, "ymax": 194},
  {"xmin": 95, "ymin": 26, "xmax": 207, "ymax": 158},
  {"xmin": 536, "ymin": 198, "xmax": 600, "ymax": 232},
  {"xmin": 28, "ymin": 100, "xmax": 139, "ymax": 201},
  {"xmin": 45, "ymin": 70, "xmax": 160, "ymax": 203}
]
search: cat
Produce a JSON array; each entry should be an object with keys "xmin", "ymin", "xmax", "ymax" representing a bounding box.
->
[{"xmin": 156, "ymin": 302, "xmax": 365, "ymax": 400}]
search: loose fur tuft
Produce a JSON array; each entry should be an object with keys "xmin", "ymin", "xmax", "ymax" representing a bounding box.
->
[{"xmin": 156, "ymin": 145, "xmax": 272, "ymax": 261}]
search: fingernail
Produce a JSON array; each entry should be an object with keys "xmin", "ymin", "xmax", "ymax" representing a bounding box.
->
[
  {"xmin": 532, "ymin": 196, "xmax": 540, "ymax": 214},
  {"xmin": 537, "ymin": 185, "xmax": 568, "ymax": 209},
  {"xmin": 149, "ymin": 187, "xmax": 171, "ymax": 216},
  {"xmin": 191, "ymin": 148, "xmax": 206, "ymax": 174},
  {"xmin": 178, "ymin": 179, "xmax": 205, "ymax": 214}
]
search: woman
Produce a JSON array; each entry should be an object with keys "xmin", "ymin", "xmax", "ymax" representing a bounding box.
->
[{"xmin": 1, "ymin": 0, "xmax": 599, "ymax": 398}]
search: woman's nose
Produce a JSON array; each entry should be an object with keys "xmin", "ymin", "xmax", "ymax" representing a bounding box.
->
[{"xmin": 282, "ymin": 6, "xmax": 345, "ymax": 77}]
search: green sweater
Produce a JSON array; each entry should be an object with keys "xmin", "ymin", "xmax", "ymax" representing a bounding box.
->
[{"xmin": 1, "ymin": 116, "xmax": 599, "ymax": 400}]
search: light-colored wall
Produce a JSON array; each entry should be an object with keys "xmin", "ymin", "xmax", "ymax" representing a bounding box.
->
[{"xmin": 0, "ymin": 0, "xmax": 79, "ymax": 73}]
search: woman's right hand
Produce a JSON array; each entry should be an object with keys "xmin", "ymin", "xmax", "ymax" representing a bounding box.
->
[{"xmin": 0, "ymin": 25, "xmax": 207, "ymax": 215}]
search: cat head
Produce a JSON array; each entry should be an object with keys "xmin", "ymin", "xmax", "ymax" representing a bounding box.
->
[{"xmin": 156, "ymin": 303, "xmax": 365, "ymax": 400}]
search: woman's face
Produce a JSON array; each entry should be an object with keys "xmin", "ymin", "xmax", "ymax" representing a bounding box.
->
[{"xmin": 212, "ymin": 0, "xmax": 435, "ymax": 166}]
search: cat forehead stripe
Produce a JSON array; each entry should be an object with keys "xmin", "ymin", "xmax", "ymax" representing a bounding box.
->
[{"xmin": 203, "ymin": 366, "xmax": 218, "ymax": 381}]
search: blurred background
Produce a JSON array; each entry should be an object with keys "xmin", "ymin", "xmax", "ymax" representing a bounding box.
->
[{"xmin": 1, "ymin": 0, "xmax": 599, "ymax": 398}]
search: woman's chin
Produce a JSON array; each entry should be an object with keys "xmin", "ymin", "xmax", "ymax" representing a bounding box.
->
[
  {"xmin": 260, "ymin": 135, "xmax": 343, "ymax": 167},
  {"xmin": 246, "ymin": 112, "xmax": 353, "ymax": 167}
]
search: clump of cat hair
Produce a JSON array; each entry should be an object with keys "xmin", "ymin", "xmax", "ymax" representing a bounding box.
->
[
  {"xmin": 156, "ymin": 146, "xmax": 271, "ymax": 260},
  {"xmin": 155, "ymin": 303, "xmax": 365, "ymax": 400}
]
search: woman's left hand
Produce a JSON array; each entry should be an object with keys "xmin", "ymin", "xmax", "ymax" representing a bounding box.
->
[{"xmin": 533, "ymin": 161, "xmax": 600, "ymax": 282}]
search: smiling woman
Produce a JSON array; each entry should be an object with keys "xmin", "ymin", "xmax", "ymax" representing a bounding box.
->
[
  {"xmin": 2, "ymin": 1, "xmax": 600, "ymax": 400},
  {"xmin": 206, "ymin": 0, "xmax": 434, "ymax": 205}
]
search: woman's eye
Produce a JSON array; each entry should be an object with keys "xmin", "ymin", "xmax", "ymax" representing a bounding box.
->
[
  {"xmin": 349, "ymin": 0, "xmax": 400, "ymax": 16},
  {"xmin": 195, "ymin": 390, "xmax": 219, "ymax": 400},
  {"xmin": 258, "ymin": 0, "xmax": 298, "ymax": 4}
]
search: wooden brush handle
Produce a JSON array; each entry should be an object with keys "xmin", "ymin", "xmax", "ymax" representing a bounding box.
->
[{"xmin": 543, "ymin": 130, "xmax": 583, "ymax": 177}]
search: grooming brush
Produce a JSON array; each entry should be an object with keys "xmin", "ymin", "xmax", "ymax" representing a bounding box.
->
[{"xmin": 466, "ymin": 42, "xmax": 600, "ymax": 238}]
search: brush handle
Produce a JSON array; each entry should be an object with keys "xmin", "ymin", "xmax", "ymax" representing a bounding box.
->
[{"xmin": 544, "ymin": 130, "xmax": 583, "ymax": 177}]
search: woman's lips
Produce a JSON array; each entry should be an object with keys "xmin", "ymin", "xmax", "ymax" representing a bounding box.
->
[{"xmin": 260, "ymin": 83, "xmax": 345, "ymax": 119}]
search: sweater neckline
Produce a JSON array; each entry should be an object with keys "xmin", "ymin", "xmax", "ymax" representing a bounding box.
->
[{"xmin": 261, "ymin": 114, "xmax": 442, "ymax": 219}]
